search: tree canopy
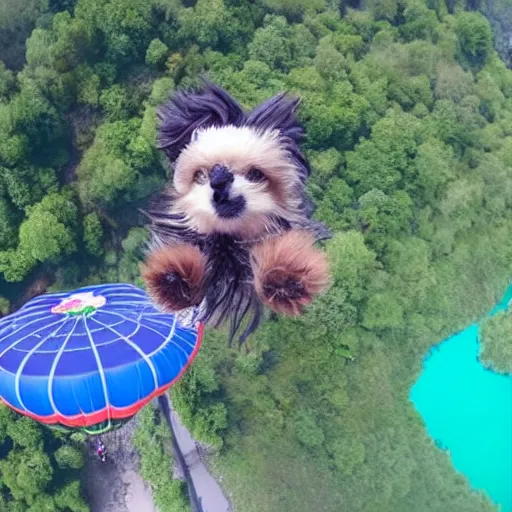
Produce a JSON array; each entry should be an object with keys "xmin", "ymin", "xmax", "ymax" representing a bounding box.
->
[
  {"xmin": 480, "ymin": 309, "xmax": 512, "ymax": 374},
  {"xmin": 1, "ymin": 0, "xmax": 512, "ymax": 511}
]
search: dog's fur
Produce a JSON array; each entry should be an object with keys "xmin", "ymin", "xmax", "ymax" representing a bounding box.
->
[{"xmin": 140, "ymin": 80, "xmax": 331, "ymax": 345}]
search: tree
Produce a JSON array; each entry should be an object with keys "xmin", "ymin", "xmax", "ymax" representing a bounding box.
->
[
  {"xmin": 0, "ymin": 247, "xmax": 37, "ymax": 282},
  {"xmin": 346, "ymin": 109, "xmax": 422, "ymax": 195},
  {"xmin": 399, "ymin": 1, "xmax": 439, "ymax": 42},
  {"xmin": 411, "ymin": 139, "xmax": 455, "ymax": 205},
  {"xmin": 6, "ymin": 416, "xmax": 43, "ymax": 448},
  {"xmin": 99, "ymin": 84, "xmax": 133, "ymax": 121},
  {"xmin": 0, "ymin": 448, "xmax": 53, "ymax": 505},
  {"xmin": 0, "ymin": 63, "xmax": 15, "ymax": 99},
  {"xmin": 19, "ymin": 210, "xmax": 76, "ymax": 263},
  {"xmin": 7, "ymin": 81, "xmax": 64, "ymax": 165},
  {"xmin": 262, "ymin": 0, "xmax": 325, "ymax": 19},
  {"xmin": 365, "ymin": 0, "xmax": 400, "ymax": 21},
  {"xmin": 248, "ymin": 16, "xmax": 292, "ymax": 71},
  {"xmin": 456, "ymin": 12, "xmax": 493, "ymax": 69},
  {"xmin": 83, "ymin": 212, "xmax": 104, "ymax": 257},
  {"xmin": 0, "ymin": 296, "xmax": 9, "ymax": 315},
  {"xmin": 78, "ymin": 154, "xmax": 136, "ymax": 208},
  {"xmin": 145, "ymin": 38, "xmax": 169, "ymax": 68},
  {"xmin": 0, "ymin": 0, "xmax": 49, "ymax": 69},
  {"xmin": 100, "ymin": 0, "xmax": 152, "ymax": 63},
  {"xmin": 3, "ymin": 191, "xmax": 79, "ymax": 271},
  {"xmin": 76, "ymin": 120, "xmax": 143, "ymax": 208},
  {"xmin": 434, "ymin": 61, "xmax": 474, "ymax": 103},
  {"xmin": 0, "ymin": 198, "xmax": 17, "ymax": 250},
  {"xmin": 314, "ymin": 37, "xmax": 348, "ymax": 82},
  {"xmin": 133, "ymin": 407, "xmax": 191, "ymax": 512},
  {"xmin": 54, "ymin": 480, "xmax": 89, "ymax": 512},
  {"xmin": 291, "ymin": 409, "xmax": 325, "ymax": 448},
  {"xmin": 54, "ymin": 445, "xmax": 85, "ymax": 470},
  {"xmin": 480, "ymin": 310, "xmax": 512, "ymax": 374},
  {"xmin": 149, "ymin": 77, "xmax": 175, "ymax": 106},
  {"xmin": 177, "ymin": 0, "xmax": 244, "ymax": 51},
  {"xmin": 325, "ymin": 230, "xmax": 377, "ymax": 303}
]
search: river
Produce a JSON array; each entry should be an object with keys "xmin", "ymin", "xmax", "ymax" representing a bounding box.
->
[{"xmin": 410, "ymin": 285, "xmax": 512, "ymax": 511}]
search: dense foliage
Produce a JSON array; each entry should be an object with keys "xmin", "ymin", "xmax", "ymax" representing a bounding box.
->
[
  {"xmin": 1, "ymin": 0, "xmax": 512, "ymax": 511},
  {"xmin": 0, "ymin": 406, "xmax": 88, "ymax": 511},
  {"xmin": 480, "ymin": 309, "xmax": 512, "ymax": 373},
  {"xmin": 132, "ymin": 407, "xmax": 190, "ymax": 512}
]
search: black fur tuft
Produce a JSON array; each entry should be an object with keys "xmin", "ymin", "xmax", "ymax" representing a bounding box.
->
[
  {"xmin": 157, "ymin": 78, "xmax": 245, "ymax": 160},
  {"xmin": 245, "ymin": 93, "xmax": 304, "ymax": 143},
  {"xmin": 198, "ymin": 234, "xmax": 263, "ymax": 347},
  {"xmin": 246, "ymin": 93, "xmax": 311, "ymax": 183}
]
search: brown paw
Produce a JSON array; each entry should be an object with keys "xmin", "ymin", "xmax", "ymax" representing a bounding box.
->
[
  {"xmin": 141, "ymin": 245, "xmax": 206, "ymax": 312},
  {"xmin": 251, "ymin": 230, "xmax": 330, "ymax": 316}
]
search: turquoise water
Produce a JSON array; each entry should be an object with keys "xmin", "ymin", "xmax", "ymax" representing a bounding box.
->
[{"xmin": 410, "ymin": 286, "xmax": 512, "ymax": 512}]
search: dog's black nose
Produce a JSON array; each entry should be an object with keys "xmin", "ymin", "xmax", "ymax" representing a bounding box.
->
[{"xmin": 210, "ymin": 164, "xmax": 234, "ymax": 191}]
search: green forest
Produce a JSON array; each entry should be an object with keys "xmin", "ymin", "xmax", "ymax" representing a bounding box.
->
[
  {"xmin": 481, "ymin": 310, "xmax": 512, "ymax": 373},
  {"xmin": 1, "ymin": 0, "xmax": 512, "ymax": 510}
]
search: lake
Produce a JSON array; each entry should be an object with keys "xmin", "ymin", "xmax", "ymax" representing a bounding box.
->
[{"xmin": 410, "ymin": 286, "xmax": 512, "ymax": 512}]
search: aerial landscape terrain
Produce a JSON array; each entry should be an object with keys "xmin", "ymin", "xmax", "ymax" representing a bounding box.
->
[{"xmin": 1, "ymin": 0, "xmax": 512, "ymax": 510}]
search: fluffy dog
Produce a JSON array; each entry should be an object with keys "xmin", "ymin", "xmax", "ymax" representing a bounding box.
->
[{"xmin": 140, "ymin": 80, "xmax": 331, "ymax": 345}]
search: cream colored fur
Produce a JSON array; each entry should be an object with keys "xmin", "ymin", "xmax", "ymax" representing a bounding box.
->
[
  {"xmin": 174, "ymin": 125, "xmax": 300, "ymax": 197},
  {"xmin": 168, "ymin": 125, "xmax": 304, "ymax": 236}
]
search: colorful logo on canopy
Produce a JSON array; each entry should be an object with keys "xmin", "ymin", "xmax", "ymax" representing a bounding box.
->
[{"xmin": 51, "ymin": 292, "xmax": 107, "ymax": 316}]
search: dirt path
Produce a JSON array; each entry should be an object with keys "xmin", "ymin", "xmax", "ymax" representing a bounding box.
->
[
  {"xmin": 159, "ymin": 395, "xmax": 232, "ymax": 512},
  {"xmin": 82, "ymin": 416, "xmax": 157, "ymax": 512}
]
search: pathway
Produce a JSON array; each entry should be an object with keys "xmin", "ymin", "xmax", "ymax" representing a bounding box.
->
[
  {"xmin": 82, "ymin": 416, "xmax": 157, "ymax": 512},
  {"xmin": 158, "ymin": 395, "xmax": 232, "ymax": 512}
]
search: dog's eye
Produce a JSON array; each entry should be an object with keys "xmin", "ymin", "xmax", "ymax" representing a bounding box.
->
[
  {"xmin": 193, "ymin": 169, "xmax": 208, "ymax": 184},
  {"xmin": 246, "ymin": 167, "xmax": 266, "ymax": 183}
]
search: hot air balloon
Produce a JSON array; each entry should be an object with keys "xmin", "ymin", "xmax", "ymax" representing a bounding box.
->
[{"xmin": 0, "ymin": 283, "xmax": 203, "ymax": 435}]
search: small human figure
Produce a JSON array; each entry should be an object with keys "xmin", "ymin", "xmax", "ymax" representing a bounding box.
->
[{"xmin": 96, "ymin": 439, "xmax": 106, "ymax": 463}]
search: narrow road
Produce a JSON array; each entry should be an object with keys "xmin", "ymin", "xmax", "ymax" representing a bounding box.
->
[{"xmin": 158, "ymin": 395, "xmax": 232, "ymax": 512}]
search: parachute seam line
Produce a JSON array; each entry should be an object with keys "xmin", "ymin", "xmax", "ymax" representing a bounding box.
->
[
  {"xmin": 150, "ymin": 317, "xmax": 193, "ymax": 358},
  {"xmin": 142, "ymin": 317, "xmax": 194, "ymax": 354},
  {"xmin": 1, "ymin": 306, "xmax": 53, "ymax": 322},
  {"xmin": 169, "ymin": 331, "xmax": 197, "ymax": 352},
  {"xmin": 157, "ymin": 338, "xmax": 185, "ymax": 388},
  {"xmin": 0, "ymin": 318, "xmax": 64, "ymax": 362},
  {"xmin": 89, "ymin": 316, "xmax": 160, "ymax": 392},
  {"xmin": 99, "ymin": 293, "xmax": 148, "ymax": 300},
  {"xmin": 143, "ymin": 316, "xmax": 197, "ymax": 349},
  {"xmin": 15, "ymin": 319, "xmax": 69, "ymax": 412},
  {"xmin": 0, "ymin": 311, "xmax": 59, "ymax": 337},
  {"xmin": 83, "ymin": 285, "xmax": 142, "ymax": 294},
  {"xmin": 98, "ymin": 310, "xmax": 168, "ymax": 342},
  {"xmin": 48, "ymin": 317, "xmax": 81, "ymax": 418},
  {"xmin": 147, "ymin": 314, "xmax": 178, "ymax": 358},
  {"xmin": 16, "ymin": 291, "xmax": 69, "ymax": 305},
  {"xmin": 101, "ymin": 303, "xmax": 146, "ymax": 309},
  {"xmin": 83, "ymin": 316, "xmax": 111, "ymax": 419},
  {"xmin": 98, "ymin": 309, "xmax": 196, "ymax": 352}
]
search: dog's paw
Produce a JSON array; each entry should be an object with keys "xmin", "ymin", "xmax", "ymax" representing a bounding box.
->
[
  {"xmin": 260, "ymin": 268, "xmax": 311, "ymax": 316},
  {"xmin": 251, "ymin": 230, "xmax": 330, "ymax": 316},
  {"xmin": 141, "ymin": 245, "xmax": 206, "ymax": 312}
]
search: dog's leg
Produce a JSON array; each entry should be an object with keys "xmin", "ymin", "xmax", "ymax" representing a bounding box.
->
[
  {"xmin": 141, "ymin": 244, "xmax": 206, "ymax": 312},
  {"xmin": 251, "ymin": 230, "xmax": 330, "ymax": 316}
]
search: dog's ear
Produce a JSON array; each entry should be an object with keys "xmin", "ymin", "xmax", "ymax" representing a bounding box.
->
[
  {"xmin": 157, "ymin": 79, "xmax": 245, "ymax": 161},
  {"xmin": 246, "ymin": 93, "xmax": 304, "ymax": 143}
]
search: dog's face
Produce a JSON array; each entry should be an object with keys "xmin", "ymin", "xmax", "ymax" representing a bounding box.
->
[
  {"xmin": 156, "ymin": 81, "xmax": 309, "ymax": 238},
  {"xmin": 171, "ymin": 125, "xmax": 302, "ymax": 237}
]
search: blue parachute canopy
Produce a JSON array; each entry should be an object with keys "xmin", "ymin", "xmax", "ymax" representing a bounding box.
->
[{"xmin": 0, "ymin": 284, "xmax": 202, "ymax": 434}]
